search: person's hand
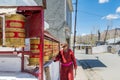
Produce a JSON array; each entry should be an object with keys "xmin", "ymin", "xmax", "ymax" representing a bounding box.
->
[
  {"xmin": 74, "ymin": 66, "xmax": 77, "ymax": 77},
  {"xmin": 74, "ymin": 66, "xmax": 77, "ymax": 70},
  {"xmin": 51, "ymin": 57, "xmax": 56, "ymax": 61},
  {"xmin": 75, "ymin": 68, "xmax": 77, "ymax": 77}
]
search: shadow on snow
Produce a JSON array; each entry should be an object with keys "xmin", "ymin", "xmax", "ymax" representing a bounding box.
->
[{"xmin": 76, "ymin": 59, "xmax": 107, "ymax": 69}]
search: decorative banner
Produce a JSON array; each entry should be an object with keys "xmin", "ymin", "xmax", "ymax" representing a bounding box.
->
[{"xmin": 4, "ymin": 13, "xmax": 25, "ymax": 47}]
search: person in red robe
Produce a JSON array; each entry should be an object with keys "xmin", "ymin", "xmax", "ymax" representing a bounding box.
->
[{"xmin": 54, "ymin": 43, "xmax": 77, "ymax": 80}]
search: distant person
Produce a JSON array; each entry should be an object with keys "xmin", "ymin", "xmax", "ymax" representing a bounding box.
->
[{"xmin": 54, "ymin": 43, "xmax": 77, "ymax": 80}]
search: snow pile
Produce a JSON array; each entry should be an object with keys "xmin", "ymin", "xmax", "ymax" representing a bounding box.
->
[{"xmin": 0, "ymin": 72, "xmax": 37, "ymax": 80}]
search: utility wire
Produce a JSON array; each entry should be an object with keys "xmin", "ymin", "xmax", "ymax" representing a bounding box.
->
[
  {"xmin": 73, "ymin": 9, "xmax": 104, "ymax": 36},
  {"xmin": 77, "ymin": 9, "xmax": 103, "ymax": 17}
]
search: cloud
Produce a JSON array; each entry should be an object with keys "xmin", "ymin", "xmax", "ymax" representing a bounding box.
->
[
  {"xmin": 81, "ymin": 33, "xmax": 86, "ymax": 36},
  {"xmin": 102, "ymin": 14, "xmax": 120, "ymax": 20},
  {"xmin": 116, "ymin": 7, "xmax": 120, "ymax": 13},
  {"xmin": 99, "ymin": 0, "xmax": 109, "ymax": 4}
]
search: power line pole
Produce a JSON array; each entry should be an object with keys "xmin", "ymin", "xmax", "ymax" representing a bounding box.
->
[
  {"xmin": 114, "ymin": 28, "xmax": 117, "ymax": 44},
  {"xmin": 104, "ymin": 25, "xmax": 109, "ymax": 43},
  {"xmin": 98, "ymin": 29, "xmax": 100, "ymax": 41},
  {"xmin": 73, "ymin": 0, "xmax": 78, "ymax": 53}
]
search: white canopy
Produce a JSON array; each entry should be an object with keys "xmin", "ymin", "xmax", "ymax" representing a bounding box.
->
[{"xmin": 0, "ymin": 0, "xmax": 42, "ymax": 6}]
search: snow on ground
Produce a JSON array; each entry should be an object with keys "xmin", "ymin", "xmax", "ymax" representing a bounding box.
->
[
  {"xmin": 75, "ymin": 49, "xmax": 120, "ymax": 80},
  {"xmin": 0, "ymin": 72, "xmax": 37, "ymax": 80}
]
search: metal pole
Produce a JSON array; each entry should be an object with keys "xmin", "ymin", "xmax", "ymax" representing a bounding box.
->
[
  {"xmin": 98, "ymin": 30, "xmax": 100, "ymax": 41},
  {"xmin": 21, "ymin": 48, "xmax": 24, "ymax": 72},
  {"xmin": 73, "ymin": 0, "xmax": 78, "ymax": 53},
  {"xmin": 104, "ymin": 25, "xmax": 109, "ymax": 43},
  {"xmin": 114, "ymin": 28, "xmax": 117, "ymax": 44}
]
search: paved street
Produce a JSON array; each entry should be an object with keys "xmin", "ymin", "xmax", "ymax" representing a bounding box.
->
[{"xmin": 75, "ymin": 50, "xmax": 120, "ymax": 80}]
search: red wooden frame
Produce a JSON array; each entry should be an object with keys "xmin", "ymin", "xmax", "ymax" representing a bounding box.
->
[
  {"xmin": 17, "ymin": 6, "xmax": 44, "ymax": 80},
  {"xmin": 0, "ymin": 6, "xmax": 44, "ymax": 80}
]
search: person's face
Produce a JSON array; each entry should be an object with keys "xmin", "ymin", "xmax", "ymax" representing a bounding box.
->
[{"xmin": 63, "ymin": 45, "xmax": 68, "ymax": 51}]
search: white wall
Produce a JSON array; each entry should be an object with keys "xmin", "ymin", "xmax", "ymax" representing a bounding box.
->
[
  {"xmin": 92, "ymin": 45, "xmax": 108, "ymax": 54},
  {"xmin": 49, "ymin": 62, "xmax": 60, "ymax": 80},
  {"xmin": 44, "ymin": 61, "xmax": 60, "ymax": 80},
  {"xmin": 45, "ymin": 0, "xmax": 72, "ymax": 43},
  {"xmin": 0, "ymin": 56, "xmax": 21, "ymax": 71}
]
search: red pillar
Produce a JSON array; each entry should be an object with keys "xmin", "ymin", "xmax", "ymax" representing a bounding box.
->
[{"xmin": 39, "ymin": 8, "xmax": 44, "ymax": 80}]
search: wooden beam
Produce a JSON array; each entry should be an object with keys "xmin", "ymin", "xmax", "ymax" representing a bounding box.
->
[
  {"xmin": 42, "ymin": 0, "xmax": 47, "ymax": 9},
  {"xmin": 0, "ymin": 6, "xmax": 17, "ymax": 8}
]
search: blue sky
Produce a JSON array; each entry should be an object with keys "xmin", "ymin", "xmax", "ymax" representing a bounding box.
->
[{"xmin": 72, "ymin": 0, "xmax": 120, "ymax": 36}]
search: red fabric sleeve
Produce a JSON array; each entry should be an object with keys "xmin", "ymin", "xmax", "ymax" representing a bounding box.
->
[
  {"xmin": 54, "ymin": 51, "xmax": 61, "ymax": 62},
  {"xmin": 70, "ymin": 49, "xmax": 77, "ymax": 69}
]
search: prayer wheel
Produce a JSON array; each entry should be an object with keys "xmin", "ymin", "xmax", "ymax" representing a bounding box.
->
[
  {"xmin": 29, "ymin": 38, "xmax": 40, "ymax": 65},
  {"xmin": 49, "ymin": 40, "xmax": 53, "ymax": 59},
  {"xmin": 44, "ymin": 39, "xmax": 50, "ymax": 56},
  {"xmin": 44, "ymin": 39, "xmax": 52, "ymax": 62},
  {"xmin": 29, "ymin": 55, "xmax": 39, "ymax": 65},
  {"xmin": 4, "ymin": 13, "xmax": 25, "ymax": 47},
  {"xmin": 30, "ymin": 38, "xmax": 40, "ymax": 53},
  {"xmin": 53, "ymin": 42, "xmax": 59, "ymax": 56},
  {"xmin": 44, "ymin": 56, "xmax": 49, "ymax": 62}
]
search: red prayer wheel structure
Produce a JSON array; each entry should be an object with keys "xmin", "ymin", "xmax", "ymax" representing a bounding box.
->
[
  {"xmin": 43, "ymin": 31, "xmax": 60, "ymax": 63},
  {"xmin": 29, "ymin": 34, "xmax": 60, "ymax": 65},
  {"xmin": 0, "ymin": 6, "xmax": 45, "ymax": 80}
]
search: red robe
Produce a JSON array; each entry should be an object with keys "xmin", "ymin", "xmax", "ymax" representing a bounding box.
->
[{"xmin": 55, "ymin": 49, "xmax": 77, "ymax": 80}]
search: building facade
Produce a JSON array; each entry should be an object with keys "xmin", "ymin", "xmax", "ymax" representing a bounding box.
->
[{"xmin": 44, "ymin": 0, "xmax": 73, "ymax": 44}]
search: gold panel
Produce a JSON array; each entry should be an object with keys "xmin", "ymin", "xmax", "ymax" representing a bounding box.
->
[
  {"xmin": 5, "ymin": 33, "xmax": 15, "ymax": 37},
  {"xmin": 30, "ymin": 39, "xmax": 40, "ymax": 44},
  {"xmin": 5, "ymin": 38, "xmax": 25, "ymax": 47},
  {"xmin": 31, "ymin": 45, "xmax": 39, "ymax": 49},
  {"xmin": 10, "ymin": 22, "xmax": 22, "ymax": 28},
  {"xmin": 18, "ymin": 33, "xmax": 25, "ymax": 37},
  {"xmin": 5, "ymin": 28, "xmax": 25, "ymax": 32},
  {"xmin": 5, "ymin": 14, "xmax": 25, "ymax": 21},
  {"xmin": 44, "ymin": 56, "xmax": 49, "ymax": 62},
  {"xmin": 29, "ymin": 58, "xmax": 39, "ymax": 65},
  {"xmin": 31, "ymin": 50, "xmax": 40, "ymax": 53}
]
